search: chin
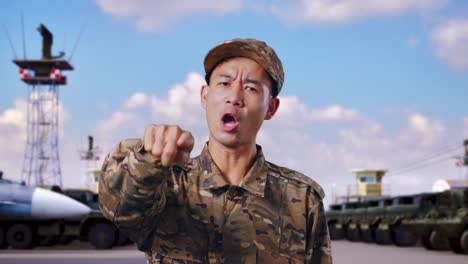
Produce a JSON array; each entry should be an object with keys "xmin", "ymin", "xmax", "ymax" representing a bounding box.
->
[{"xmin": 212, "ymin": 132, "xmax": 242, "ymax": 148}]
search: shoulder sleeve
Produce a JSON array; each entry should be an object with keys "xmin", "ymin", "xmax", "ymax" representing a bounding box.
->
[
  {"xmin": 278, "ymin": 166, "xmax": 325, "ymax": 199},
  {"xmin": 305, "ymin": 188, "xmax": 333, "ymax": 263},
  {"xmin": 99, "ymin": 138, "xmax": 169, "ymax": 252}
]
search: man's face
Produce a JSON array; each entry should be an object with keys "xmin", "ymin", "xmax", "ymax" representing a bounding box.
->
[{"xmin": 201, "ymin": 57, "xmax": 280, "ymax": 148}]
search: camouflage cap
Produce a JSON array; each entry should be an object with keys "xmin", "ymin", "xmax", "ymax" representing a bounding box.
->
[{"xmin": 204, "ymin": 38, "xmax": 284, "ymax": 97}]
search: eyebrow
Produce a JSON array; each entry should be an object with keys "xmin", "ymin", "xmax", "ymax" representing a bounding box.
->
[
  {"xmin": 217, "ymin": 74, "xmax": 260, "ymax": 85},
  {"xmin": 218, "ymin": 74, "xmax": 233, "ymax": 80},
  {"xmin": 245, "ymin": 78, "xmax": 260, "ymax": 85}
]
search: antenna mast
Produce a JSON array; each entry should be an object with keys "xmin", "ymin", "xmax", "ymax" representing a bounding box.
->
[{"xmin": 13, "ymin": 24, "xmax": 73, "ymax": 187}]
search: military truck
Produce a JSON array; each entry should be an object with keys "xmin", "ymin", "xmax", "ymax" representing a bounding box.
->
[
  {"xmin": 326, "ymin": 204, "xmax": 345, "ymax": 240},
  {"xmin": 327, "ymin": 188, "xmax": 468, "ymax": 254},
  {"xmin": 358, "ymin": 199, "xmax": 386, "ymax": 243},
  {"xmin": 404, "ymin": 188, "xmax": 468, "ymax": 254},
  {"xmin": 345, "ymin": 201, "xmax": 367, "ymax": 242}
]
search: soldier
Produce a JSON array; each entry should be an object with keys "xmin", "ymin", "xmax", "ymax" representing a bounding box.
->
[{"xmin": 99, "ymin": 38, "xmax": 332, "ymax": 263}]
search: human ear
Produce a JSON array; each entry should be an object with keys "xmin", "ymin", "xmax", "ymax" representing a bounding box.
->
[
  {"xmin": 264, "ymin": 97, "xmax": 280, "ymax": 120},
  {"xmin": 200, "ymin": 84, "xmax": 209, "ymax": 110}
]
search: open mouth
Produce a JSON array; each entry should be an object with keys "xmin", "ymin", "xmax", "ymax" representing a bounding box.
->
[
  {"xmin": 221, "ymin": 113, "xmax": 238, "ymax": 132},
  {"xmin": 222, "ymin": 114, "xmax": 237, "ymax": 124}
]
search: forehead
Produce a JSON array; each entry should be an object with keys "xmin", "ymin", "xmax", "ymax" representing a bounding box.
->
[{"xmin": 211, "ymin": 57, "xmax": 269, "ymax": 79}]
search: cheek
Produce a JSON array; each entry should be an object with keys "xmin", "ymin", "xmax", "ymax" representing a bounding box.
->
[{"xmin": 245, "ymin": 101, "xmax": 269, "ymax": 126}]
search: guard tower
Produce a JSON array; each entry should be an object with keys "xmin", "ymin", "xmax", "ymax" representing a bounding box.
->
[
  {"xmin": 78, "ymin": 136, "xmax": 101, "ymax": 193},
  {"xmin": 351, "ymin": 169, "xmax": 387, "ymax": 197},
  {"xmin": 13, "ymin": 24, "xmax": 73, "ymax": 187}
]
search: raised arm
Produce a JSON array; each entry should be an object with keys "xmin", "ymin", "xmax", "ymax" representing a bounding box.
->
[
  {"xmin": 99, "ymin": 138, "xmax": 168, "ymax": 250},
  {"xmin": 98, "ymin": 125, "xmax": 194, "ymax": 251}
]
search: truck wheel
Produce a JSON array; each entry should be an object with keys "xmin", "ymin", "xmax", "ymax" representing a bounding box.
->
[
  {"xmin": 360, "ymin": 228, "xmax": 373, "ymax": 243},
  {"xmin": 449, "ymin": 236, "xmax": 463, "ymax": 254},
  {"xmin": 88, "ymin": 223, "xmax": 117, "ymax": 249},
  {"xmin": 346, "ymin": 227, "xmax": 360, "ymax": 242},
  {"xmin": 392, "ymin": 225, "xmax": 418, "ymax": 247},
  {"xmin": 459, "ymin": 229, "xmax": 468, "ymax": 254},
  {"xmin": 328, "ymin": 222, "xmax": 344, "ymax": 240},
  {"xmin": 329, "ymin": 223, "xmax": 345, "ymax": 240},
  {"xmin": 0, "ymin": 226, "xmax": 7, "ymax": 249},
  {"xmin": 422, "ymin": 230, "xmax": 449, "ymax": 251},
  {"xmin": 375, "ymin": 229, "xmax": 392, "ymax": 245},
  {"xmin": 6, "ymin": 224, "xmax": 36, "ymax": 249}
]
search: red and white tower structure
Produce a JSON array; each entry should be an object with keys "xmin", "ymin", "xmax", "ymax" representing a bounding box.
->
[{"xmin": 13, "ymin": 24, "xmax": 73, "ymax": 187}]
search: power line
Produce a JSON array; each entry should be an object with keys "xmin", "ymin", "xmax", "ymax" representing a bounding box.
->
[
  {"xmin": 388, "ymin": 143, "xmax": 461, "ymax": 174},
  {"xmin": 388, "ymin": 155, "xmax": 453, "ymax": 177}
]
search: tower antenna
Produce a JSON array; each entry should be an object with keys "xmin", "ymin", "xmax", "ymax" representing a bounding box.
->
[
  {"xmin": 2, "ymin": 24, "xmax": 18, "ymax": 59},
  {"xmin": 21, "ymin": 10, "xmax": 27, "ymax": 59},
  {"xmin": 68, "ymin": 19, "xmax": 88, "ymax": 62}
]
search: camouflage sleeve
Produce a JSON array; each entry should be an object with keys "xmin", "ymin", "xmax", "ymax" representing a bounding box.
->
[
  {"xmin": 98, "ymin": 138, "xmax": 169, "ymax": 251},
  {"xmin": 305, "ymin": 190, "xmax": 333, "ymax": 264}
]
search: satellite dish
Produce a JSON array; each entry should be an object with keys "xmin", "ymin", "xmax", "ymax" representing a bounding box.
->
[{"xmin": 432, "ymin": 179, "xmax": 450, "ymax": 192}]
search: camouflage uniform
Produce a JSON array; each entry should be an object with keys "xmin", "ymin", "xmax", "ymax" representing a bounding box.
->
[{"xmin": 99, "ymin": 139, "xmax": 332, "ymax": 263}]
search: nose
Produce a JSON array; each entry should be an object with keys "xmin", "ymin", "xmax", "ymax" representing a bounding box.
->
[{"xmin": 225, "ymin": 83, "xmax": 244, "ymax": 107}]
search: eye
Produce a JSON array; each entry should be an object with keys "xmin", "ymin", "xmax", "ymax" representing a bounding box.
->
[
  {"xmin": 218, "ymin": 82, "xmax": 229, "ymax": 87},
  {"xmin": 245, "ymin": 86, "xmax": 257, "ymax": 93}
]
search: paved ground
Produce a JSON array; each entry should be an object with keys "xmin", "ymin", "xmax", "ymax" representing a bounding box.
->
[{"xmin": 0, "ymin": 240, "xmax": 467, "ymax": 264}]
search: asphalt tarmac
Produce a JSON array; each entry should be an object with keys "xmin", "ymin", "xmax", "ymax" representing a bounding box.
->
[{"xmin": 0, "ymin": 240, "xmax": 467, "ymax": 264}]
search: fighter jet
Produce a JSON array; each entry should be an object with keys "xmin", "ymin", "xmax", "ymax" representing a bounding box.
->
[{"xmin": 0, "ymin": 171, "xmax": 91, "ymax": 218}]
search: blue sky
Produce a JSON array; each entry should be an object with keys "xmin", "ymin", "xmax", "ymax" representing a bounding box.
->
[{"xmin": 1, "ymin": 0, "xmax": 467, "ymax": 205}]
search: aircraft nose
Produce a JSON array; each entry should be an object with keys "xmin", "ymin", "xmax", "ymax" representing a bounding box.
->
[{"xmin": 31, "ymin": 188, "xmax": 91, "ymax": 218}]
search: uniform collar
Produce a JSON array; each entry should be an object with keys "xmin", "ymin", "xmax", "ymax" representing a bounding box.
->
[{"xmin": 196, "ymin": 142, "xmax": 267, "ymax": 197}]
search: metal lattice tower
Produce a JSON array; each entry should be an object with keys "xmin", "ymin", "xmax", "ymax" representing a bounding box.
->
[{"xmin": 13, "ymin": 24, "xmax": 73, "ymax": 187}]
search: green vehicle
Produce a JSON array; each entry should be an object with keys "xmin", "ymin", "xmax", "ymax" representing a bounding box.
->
[
  {"xmin": 326, "ymin": 194, "xmax": 435, "ymax": 247},
  {"xmin": 404, "ymin": 188, "xmax": 468, "ymax": 254},
  {"xmin": 345, "ymin": 201, "xmax": 367, "ymax": 242},
  {"xmin": 326, "ymin": 204, "xmax": 345, "ymax": 240},
  {"xmin": 359, "ymin": 199, "xmax": 387, "ymax": 243}
]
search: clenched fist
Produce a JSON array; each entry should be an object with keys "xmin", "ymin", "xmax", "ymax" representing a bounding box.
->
[{"xmin": 143, "ymin": 125, "xmax": 194, "ymax": 167}]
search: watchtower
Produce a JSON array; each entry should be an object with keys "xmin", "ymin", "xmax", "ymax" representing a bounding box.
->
[
  {"xmin": 351, "ymin": 169, "xmax": 387, "ymax": 197},
  {"xmin": 78, "ymin": 136, "xmax": 101, "ymax": 193},
  {"xmin": 13, "ymin": 24, "xmax": 73, "ymax": 187}
]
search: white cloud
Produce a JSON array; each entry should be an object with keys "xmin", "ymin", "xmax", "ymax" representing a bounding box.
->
[
  {"xmin": 0, "ymin": 98, "xmax": 28, "ymax": 156},
  {"xmin": 96, "ymin": 0, "xmax": 447, "ymax": 31},
  {"xmin": 274, "ymin": 97, "xmax": 359, "ymax": 126},
  {"xmin": 310, "ymin": 104, "xmax": 358, "ymax": 121},
  {"xmin": 407, "ymin": 113, "xmax": 445, "ymax": 146},
  {"xmin": 271, "ymin": 0, "xmax": 446, "ymax": 25},
  {"xmin": 431, "ymin": 18, "xmax": 468, "ymax": 71},
  {"xmin": 124, "ymin": 92, "xmax": 150, "ymax": 109},
  {"xmin": 96, "ymin": 0, "xmax": 244, "ymax": 32}
]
